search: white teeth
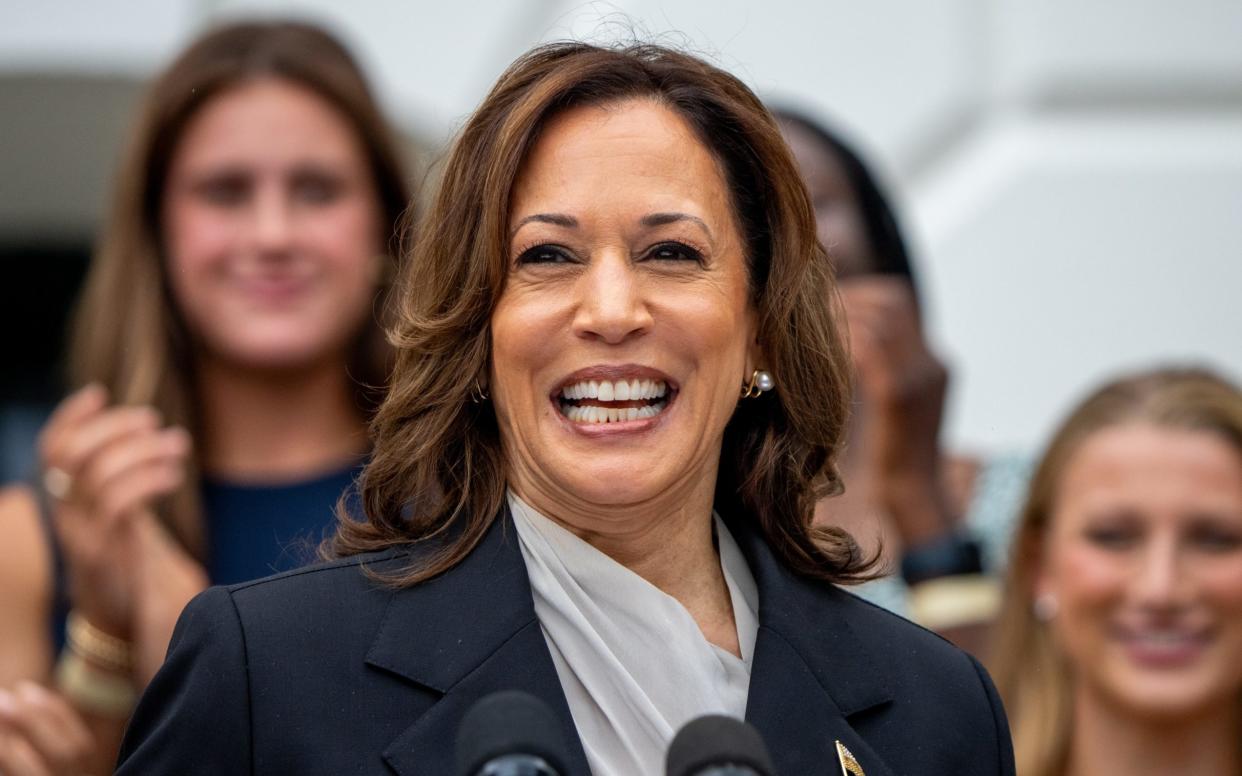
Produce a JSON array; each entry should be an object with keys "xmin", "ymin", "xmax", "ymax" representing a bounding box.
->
[
  {"xmin": 559, "ymin": 379, "xmax": 667, "ymax": 401},
  {"xmin": 563, "ymin": 401, "xmax": 667, "ymax": 424},
  {"xmin": 557, "ymin": 377, "xmax": 671, "ymax": 424}
]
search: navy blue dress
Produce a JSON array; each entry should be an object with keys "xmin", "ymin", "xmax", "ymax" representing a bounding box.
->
[{"xmin": 202, "ymin": 464, "xmax": 360, "ymax": 585}]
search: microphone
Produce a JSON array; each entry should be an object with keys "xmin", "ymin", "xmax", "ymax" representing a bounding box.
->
[
  {"xmin": 455, "ymin": 690, "xmax": 571, "ymax": 776},
  {"xmin": 666, "ymin": 715, "xmax": 776, "ymax": 776}
]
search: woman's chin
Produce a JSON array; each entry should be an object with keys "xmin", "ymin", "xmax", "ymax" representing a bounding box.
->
[
  {"xmin": 530, "ymin": 400, "xmax": 717, "ymax": 508},
  {"xmin": 200, "ymin": 335, "xmax": 351, "ymax": 373},
  {"xmin": 548, "ymin": 463, "xmax": 674, "ymax": 508},
  {"xmin": 1097, "ymin": 665, "xmax": 1237, "ymax": 722}
]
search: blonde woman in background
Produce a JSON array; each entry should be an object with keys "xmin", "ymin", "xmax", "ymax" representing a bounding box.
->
[
  {"xmin": 0, "ymin": 20, "xmax": 409, "ymax": 774},
  {"xmin": 993, "ymin": 367, "xmax": 1242, "ymax": 776}
]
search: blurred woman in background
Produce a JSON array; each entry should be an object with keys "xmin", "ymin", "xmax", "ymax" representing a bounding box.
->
[
  {"xmin": 993, "ymin": 367, "xmax": 1242, "ymax": 776},
  {"xmin": 776, "ymin": 109, "xmax": 1026, "ymax": 639},
  {"xmin": 774, "ymin": 109, "xmax": 954, "ymax": 555},
  {"xmin": 0, "ymin": 20, "xmax": 409, "ymax": 773}
]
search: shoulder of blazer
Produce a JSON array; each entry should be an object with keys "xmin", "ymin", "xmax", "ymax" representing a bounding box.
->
[
  {"xmin": 770, "ymin": 568, "xmax": 994, "ymax": 711},
  {"xmin": 722, "ymin": 508, "xmax": 1015, "ymax": 776},
  {"xmin": 118, "ymin": 522, "xmax": 549, "ymax": 775},
  {"xmin": 225, "ymin": 545, "xmax": 413, "ymax": 595},
  {"xmin": 811, "ymin": 584, "xmax": 1015, "ymax": 775}
]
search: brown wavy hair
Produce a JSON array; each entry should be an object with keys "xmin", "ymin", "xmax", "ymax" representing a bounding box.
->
[
  {"xmin": 991, "ymin": 366, "xmax": 1242, "ymax": 776},
  {"xmin": 71, "ymin": 20, "xmax": 411, "ymax": 554},
  {"xmin": 330, "ymin": 41, "xmax": 869, "ymax": 586}
]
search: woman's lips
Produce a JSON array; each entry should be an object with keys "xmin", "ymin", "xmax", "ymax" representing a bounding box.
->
[
  {"xmin": 1113, "ymin": 625, "xmax": 1211, "ymax": 668},
  {"xmin": 235, "ymin": 273, "xmax": 315, "ymax": 304}
]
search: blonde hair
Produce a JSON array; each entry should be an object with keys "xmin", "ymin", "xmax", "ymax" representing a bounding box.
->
[
  {"xmin": 991, "ymin": 366, "xmax": 1242, "ymax": 776},
  {"xmin": 70, "ymin": 20, "xmax": 410, "ymax": 554},
  {"xmin": 329, "ymin": 42, "xmax": 870, "ymax": 587}
]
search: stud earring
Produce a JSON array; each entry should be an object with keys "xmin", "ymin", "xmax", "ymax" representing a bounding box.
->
[
  {"xmin": 1033, "ymin": 592, "xmax": 1059, "ymax": 622},
  {"xmin": 469, "ymin": 379, "xmax": 490, "ymax": 404},
  {"xmin": 740, "ymin": 369, "xmax": 774, "ymax": 399}
]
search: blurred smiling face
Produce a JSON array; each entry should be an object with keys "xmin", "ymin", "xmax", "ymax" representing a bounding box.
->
[
  {"xmin": 1036, "ymin": 423, "xmax": 1242, "ymax": 719},
  {"xmin": 492, "ymin": 97, "xmax": 758, "ymax": 514},
  {"xmin": 162, "ymin": 77, "xmax": 383, "ymax": 370}
]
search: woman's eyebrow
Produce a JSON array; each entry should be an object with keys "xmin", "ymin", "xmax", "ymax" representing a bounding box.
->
[
  {"xmin": 509, "ymin": 211, "xmax": 715, "ymax": 242},
  {"xmin": 641, "ymin": 212, "xmax": 714, "ymax": 242},
  {"xmin": 511, "ymin": 212, "xmax": 578, "ymax": 238}
]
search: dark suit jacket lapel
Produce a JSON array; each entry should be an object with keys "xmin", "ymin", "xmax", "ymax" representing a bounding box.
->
[
  {"xmin": 365, "ymin": 502, "xmax": 898, "ymax": 776},
  {"xmin": 727, "ymin": 513, "xmax": 899, "ymax": 776},
  {"xmin": 365, "ymin": 508, "xmax": 591, "ymax": 776}
]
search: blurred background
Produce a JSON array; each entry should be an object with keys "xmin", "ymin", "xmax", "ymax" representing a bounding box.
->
[{"xmin": 3, "ymin": 0, "xmax": 1241, "ymax": 481}]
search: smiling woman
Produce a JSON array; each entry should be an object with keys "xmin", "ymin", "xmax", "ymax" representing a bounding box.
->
[
  {"xmin": 0, "ymin": 20, "xmax": 409, "ymax": 775},
  {"xmin": 495, "ymin": 99, "xmax": 758, "ymax": 523},
  {"xmin": 116, "ymin": 42, "xmax": 1015, "ymax": 776},
  {"xmin": 163, "ymin": 78, "xmax": 386, "ymax": 372},
  {"xmin": 993, "ymin": 367, "xmax": 1242, "ymax": 776}
]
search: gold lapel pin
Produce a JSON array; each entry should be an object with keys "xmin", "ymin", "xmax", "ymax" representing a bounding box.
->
[{"xmin": 835, "ymin": 740, "xmax": 864, "ymax": 776}]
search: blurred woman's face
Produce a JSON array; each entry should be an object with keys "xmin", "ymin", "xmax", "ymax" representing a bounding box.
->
[
  {"xmin": 780, "ymin": 121, "xmax": 872, "ymax": 279},
  {"xmin": 163, "ymin": 78, "xmax": 383, "ymax": 371},
  {"xmin": 1036, "ymin": 423, "xmax": 1242, "ymax": 719},
  {"xmin": 492, "ymin": 98, "xmax": 758, "ymax": 514}
]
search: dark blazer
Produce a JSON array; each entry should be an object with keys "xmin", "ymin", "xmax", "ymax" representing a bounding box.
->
[{"xmin": 117, "ymin": 507, "xmax": 1015, "ymax": 775}]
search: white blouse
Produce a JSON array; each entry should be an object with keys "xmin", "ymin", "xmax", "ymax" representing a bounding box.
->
[{"xmin": 508, "ymin": 492, "xmax": 759, "ymax": 776}]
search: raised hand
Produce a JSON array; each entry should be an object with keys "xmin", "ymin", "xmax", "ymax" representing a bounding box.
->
[
  {"xmin": 37, "ymin": 385, "xmax": 191, "ymax": 639},
  {"xmin": 839, "ymin": 276, "xmax": 953, "ymax": 546}
]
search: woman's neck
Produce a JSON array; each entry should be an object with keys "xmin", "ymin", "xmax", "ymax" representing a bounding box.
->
[
  {"xmin": 195, "ymin": 353, "xmax": 368, "ymax": 482},
  {"xmin": 514, "ymin": 473, "xmax": 740, "ymax": 656},
  {"xmin": 1065, "ymin": 688, "xmax": 1242, "ymax": 776}
]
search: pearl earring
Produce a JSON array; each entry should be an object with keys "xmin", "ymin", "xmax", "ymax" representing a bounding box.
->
[
  {"xmin": 1033, "ymin": 592, "xmax": 1059, "ymax": 622},
  {"xmin": 741, "ymin": 369, "xmax": 775, "ymax": 399}
]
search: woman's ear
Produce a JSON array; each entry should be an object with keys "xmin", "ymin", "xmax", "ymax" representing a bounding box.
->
[
  {"xmin": 1025, "ymin": 530, "xmax": 1056, "ymax": 615},
  {"xmin": 745, "ymin": 318, "xmax": 766, "ymax": 374}
]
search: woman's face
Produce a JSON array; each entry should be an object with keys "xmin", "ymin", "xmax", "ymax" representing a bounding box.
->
[
  {"xmin": 492, "ymin": 98, "xmax": 758, "ymax": 516},
  {"xmin": 780, "ymin": 121, "xmax": 872, "ymax": 279},
  {"xmin": 1035, "ymin": 423, "xmax": 1242, "ymax": 719},
  {"xmin": 163, "ymin": 78, "xmax": 383, "ymax": 371}
]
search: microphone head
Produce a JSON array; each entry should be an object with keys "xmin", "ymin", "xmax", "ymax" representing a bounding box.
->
[
  {"xmin": 666, "ymin": 715, "xmax": 776, "ymax": 776},
  {"xmin": 455, "ymin": 690, "xmax": 570, "ymax": 776}
]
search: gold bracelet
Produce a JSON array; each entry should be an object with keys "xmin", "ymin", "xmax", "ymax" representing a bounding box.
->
[
  {"xmin": 66, "ymin": 610, "xmax": 133, "ymax": 674},
  {"xmin": 54, "ymin": 649, "xmax": 138, "ymax": 718}
]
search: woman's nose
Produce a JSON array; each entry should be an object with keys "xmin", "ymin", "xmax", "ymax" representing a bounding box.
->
[
  {"xmin": 1130, "ymin": 537, "xmax": 1190, "ymax": 610},
  {"xmin": 572, "ymin": 251, "xmax": 653, "ymax": 344},
  {"xmin": 250, "ymin": 187, "xmax": 294, "ymax": 256}
]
